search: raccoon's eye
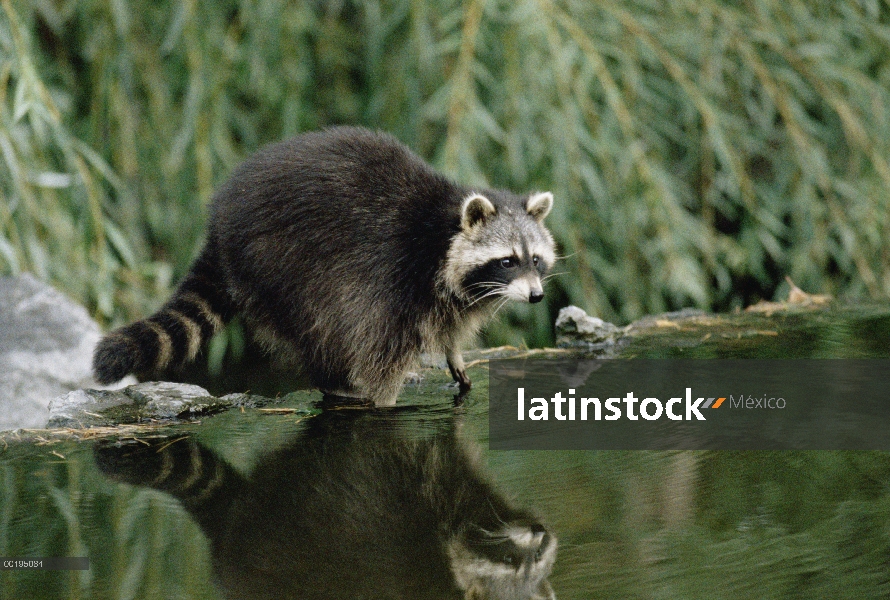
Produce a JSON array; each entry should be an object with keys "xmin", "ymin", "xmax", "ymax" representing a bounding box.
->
[
  {"xmin": 503, "ymin": 554, "xmax": 513, "ymax": 565},
  {"xmin": 532, "ymin": 255, "xmax": 540, "ymax": 266},
  {"xmin": 500, "ymin": 258, "xmax": 516, "ymax": 269}
]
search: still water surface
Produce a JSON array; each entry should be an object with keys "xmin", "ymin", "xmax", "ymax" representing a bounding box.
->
[{"xmin": 2, "ymin": 306, "xmax": 890, "ymax": 599}]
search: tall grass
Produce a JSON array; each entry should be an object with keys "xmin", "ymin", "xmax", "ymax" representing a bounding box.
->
[{"xmin": 2, "ymin": 0, "xmax": 889, "ymax": 346}]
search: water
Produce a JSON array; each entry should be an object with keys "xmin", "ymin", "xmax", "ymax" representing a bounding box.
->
[{"xmin": 2, "ymin": 306, "xmax": 890, "ymax": 599}]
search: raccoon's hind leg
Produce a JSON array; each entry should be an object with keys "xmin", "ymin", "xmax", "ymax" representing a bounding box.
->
[
  {"xmin": 92, "ymin": 248, "xmax": 232, "ymax": 384},
  {"xmin": 354, "ymin": 353, "xmax": 419, "ymax": 407},
  {"xmin": 446, "ymin": 348, "xmax": 472, "ymax": 391}
]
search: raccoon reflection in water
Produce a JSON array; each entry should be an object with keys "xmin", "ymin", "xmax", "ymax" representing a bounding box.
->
[{"xmin": 95, "ymin": 409, "xmax": 557, "ymax": 600}]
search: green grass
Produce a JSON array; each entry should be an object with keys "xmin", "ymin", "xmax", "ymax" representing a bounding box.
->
[{"xmin": 2, "ymin": 0, "xmax": 889, "ymax": 347}]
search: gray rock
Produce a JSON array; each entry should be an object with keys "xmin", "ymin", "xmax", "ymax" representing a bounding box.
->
[
  {"xmin": 555, "ymin": 305, "xmax": 621, "ymax": 346},
  {"xmin": 46, "ymin": 388, "xmax": 138, "ymax": 428},
  {"xmin": 126, "ymin": 381, "xmax": 215, "ymax": 418},
  {"xmin": 47, "ymin": 382, "xmax": 218, "ymax": 428},
  {"xmin": 0, "ymin": 274, "xmax": 134, "ymax": 431}
]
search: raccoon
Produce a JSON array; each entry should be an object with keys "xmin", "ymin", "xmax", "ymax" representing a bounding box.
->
[
  {"xmin": 94, "ymin": 409, "xmax": 557, "ymax": 600},
  {"xmin": 93, "ymin": 127, "xmax": 556, "ymax": 405}
]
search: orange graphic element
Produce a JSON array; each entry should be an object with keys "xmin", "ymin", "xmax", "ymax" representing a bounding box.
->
[{"xmin": 712, "ymin": 397, "xmax": 725, "ymax": 409}]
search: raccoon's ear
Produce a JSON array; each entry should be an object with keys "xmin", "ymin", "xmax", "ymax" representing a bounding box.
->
[
  {"xmin": 461, "ymin": 194, "xmax": 497, "ymax": 231},
  {"xmin": 526, "ymin": 192, "xmax": 553, "ymax": 222}
]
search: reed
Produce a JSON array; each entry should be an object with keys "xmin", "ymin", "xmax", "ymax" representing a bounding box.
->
[{"xmin": 2, "ymin": 0, "xmax": 888, "ymax": 347}]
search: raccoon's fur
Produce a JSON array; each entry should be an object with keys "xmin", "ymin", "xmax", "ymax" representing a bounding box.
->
[
  {"xmin": 95, "ymin": 409, "xmax": 557, "ymax": 600},
  {"xmin": 93, "ymin": 127, "xmax": 556, "ymax": 405}
]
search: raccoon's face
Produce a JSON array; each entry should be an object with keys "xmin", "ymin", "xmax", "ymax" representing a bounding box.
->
[
  {"xmin": 443, "ymin": 191, "xmax": 556, "ymax": 306},
  {"xmin": 448, "ymin": 520, "xmax": 557, "ymax": 600}
]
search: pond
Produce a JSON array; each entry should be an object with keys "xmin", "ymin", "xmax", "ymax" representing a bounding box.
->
[{"xmin": 2, "ymin": 305, "xmax": 890, "ymax": 599}]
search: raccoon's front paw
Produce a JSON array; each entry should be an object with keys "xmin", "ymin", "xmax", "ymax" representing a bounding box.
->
[
  {"xmin": 448, "ymin": 365, "xmax": 472, "ymax": 391},
  {"xmin": 447, "ymin": 352, "xmax": 472, "ymax": 392}
]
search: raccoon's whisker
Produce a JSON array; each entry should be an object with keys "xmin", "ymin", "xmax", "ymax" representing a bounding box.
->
[
  {"xmin": 464, "ymin": 281, "xmax": 504, "ymax": 292},
  {"xmin": 464, "ymin": 286, "xmax": 507, "ymax": 310},
  {"xmin": 487, "ymin": 498, "xmax": 510, "ymax": 528},
  {"xmin": 547, "ymin": 540, "xmax": 583, "ymax": 550},
  {"xmin": 473, "ymin": 537, "xmax": 512, "ymax": 545},
  {"xmin": 470, "ymin": 287, "xmax": 505, "ymax": 299},
  {"xmin": 541, "ymin": 271, "xmax": 567, "ymax": 282},
  {"xmin": 463, "ymin": 286, "xmax": 505, "ymax": 299},
  {"xmin": 464, "ymin": 294, "xmax": 503, "ymax": 312},
  {"xmin": 465, "ymin": 283, "xmax": 506, "ymax": 297},
  {"xmin": 465, "ymin": 286, "xmax": 502, "ymax": 297},
  {"xmin": 554, "ymin": 251, "xmax": 579, "ymax": 261},
  {"xmin": 490, "ymin": 297, "xmax": 512, "ymax": 319},
  {"xmin": 475, "ymin": 525, "xmax": 506, "ymax": 538}
]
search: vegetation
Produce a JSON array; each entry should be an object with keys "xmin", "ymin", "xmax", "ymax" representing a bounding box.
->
[{"xmin": 2, "ymin": 0, "xmax": 889, "ymax": 348}]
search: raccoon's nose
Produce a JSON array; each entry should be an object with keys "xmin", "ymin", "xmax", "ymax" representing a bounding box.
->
[{"xmin": 529, "ymin": 290, "xmax": 544, "ymax": 303}]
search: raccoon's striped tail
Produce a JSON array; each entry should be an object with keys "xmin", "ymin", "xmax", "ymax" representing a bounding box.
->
[
  {"xmin": 92, "ymin": 249, "xmax": 233, "ymax": 384},
  {"xmin": 94, "ymin": 436, "xmax": 243, "ymax": 535}
]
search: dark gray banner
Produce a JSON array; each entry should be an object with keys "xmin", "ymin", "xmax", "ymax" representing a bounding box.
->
[
  {"xmin": 0, "ymin": 557, "xmax": 90, "ymax": 570},
  {"xmin": 489, "ymin": 359, "xmax": 890, "ymax": 450}
]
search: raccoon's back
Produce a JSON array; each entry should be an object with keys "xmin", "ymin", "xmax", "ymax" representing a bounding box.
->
[{"xmin": 213, "ymin": 129, "xmax": 460, "ymax": 302}]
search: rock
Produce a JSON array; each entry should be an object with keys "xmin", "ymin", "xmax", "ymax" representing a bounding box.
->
[
  {"xmin": 0, "ymin": 274, "xmax": 134, "ymax": 431},
  {"xmin": 124, "ymin": 381, "xmax": 215, "ymax": 418},
  {"xmin": 47, "ymin": 382, "xmax": 218, "ymax": 428},
  {"xmin": 46, "ymin": 388, "xmax": 140, "ymax": 428},
  {"xmin": 555, "ymin": 305, "xmax": 621, "ymax": 347}
]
